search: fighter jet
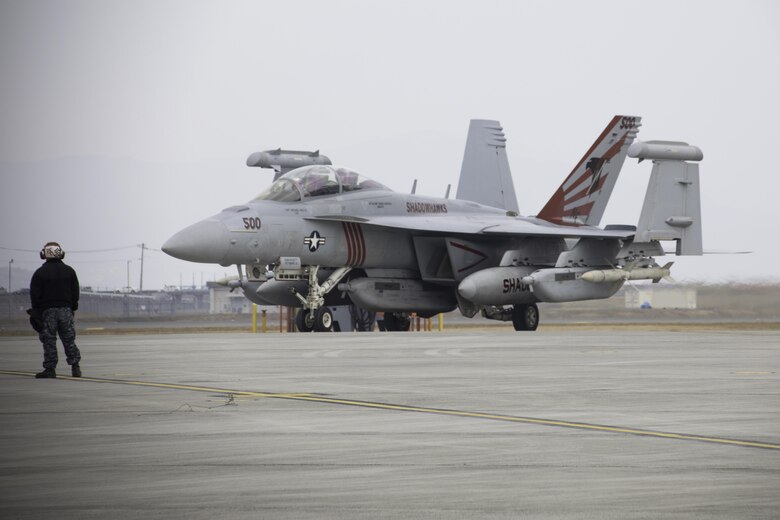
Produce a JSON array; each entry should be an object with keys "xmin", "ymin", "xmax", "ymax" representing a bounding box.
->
[{"xmin": 163, "ymin": 116, "xmax": 704, "ymax": 331}]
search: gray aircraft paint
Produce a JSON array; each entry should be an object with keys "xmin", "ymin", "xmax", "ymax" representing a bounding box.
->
[
  {"xmin": 455, "ymin": 120, "xmax": 519, "ymax": 213},
  {"xmin": 163, "ymin": 117, "xmax": 705, "ymax": 329}
]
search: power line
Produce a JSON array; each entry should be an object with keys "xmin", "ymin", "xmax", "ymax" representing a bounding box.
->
[
  {"xmin": 1, "ymin": 245, "xmax": 154, "ymax": 254},
  {"xmin": 0, "ymin": 246, "xmax": 37, "ymax": 253},
  {"xmin": 69, "ymin": 246, "xmax": 140, "ymax": 254}
]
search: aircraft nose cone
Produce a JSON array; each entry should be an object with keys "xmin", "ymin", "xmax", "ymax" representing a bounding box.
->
[{"xmin": 162, "ymin": 219, "xmax": 231, "ymax": 264}]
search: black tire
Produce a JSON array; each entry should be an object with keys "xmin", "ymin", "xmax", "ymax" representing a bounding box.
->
[
  {"xmin": 352, "ymin": 305, "xmax": 377, "ymax": 332},
  {"xmin": 383, "ymin": 312, "xmax": 411, "ymax": 332},
  {"xmin": 314, "ymin": 307, "xmax": 333, "ymax": 332},
  {"xmin": 512, "ymin": 303, "xmax": 539, "ymax": 331},
  {"xmin": 296, "ymin": 309, "xmax": 314, "ymax": 332}
]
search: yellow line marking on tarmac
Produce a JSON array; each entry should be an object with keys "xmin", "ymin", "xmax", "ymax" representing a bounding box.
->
[
  {"xmin": 2, "ymin": 369, "xmax": 779, "ymax": 451},
  {"xmin": 0, "ymin": 370, "xmax": 312, "ymax": 399}
]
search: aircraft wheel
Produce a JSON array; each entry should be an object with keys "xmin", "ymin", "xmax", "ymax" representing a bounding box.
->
[
  {"xmin": 314, "ymin": 307, "xmax": 333, "ymax": 332},
  {"xmin": 296, "ymin": 309, "xmax": 314, "ymax": 332},
  {"xmin": 397, "ymin": 314, "xmax": 411, "ymax": 331},
  {"xmin": 384, "ymin": 312, "xmax": 411, "ymax": 332},
  {"xmin": 512, "ymin": 303, "xmax": 539, "ymax": 331}
]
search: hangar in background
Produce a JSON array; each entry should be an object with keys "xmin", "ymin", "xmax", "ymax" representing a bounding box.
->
[{"xmin": 625, "ymin": 286, "xmax": 697, "ymax": 310}]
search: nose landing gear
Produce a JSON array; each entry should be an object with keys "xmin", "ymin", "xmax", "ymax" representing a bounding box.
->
[
  {"xmin": 288, "ymin": 265, "xmax": 351, "ymax": 332},
  {"xmin": 297, "ymin": 306, "xmax": 334, "ymax": 332}
]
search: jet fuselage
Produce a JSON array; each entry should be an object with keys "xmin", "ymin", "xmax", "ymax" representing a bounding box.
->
[{"xmin": 164, "ymin": 189, "xmax": 513, "ymax": 270}]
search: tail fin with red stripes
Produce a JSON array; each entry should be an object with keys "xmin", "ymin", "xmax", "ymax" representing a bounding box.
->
[{"xmin": 537, "ymin": 115, "xmax": 641, "ymax": 226}]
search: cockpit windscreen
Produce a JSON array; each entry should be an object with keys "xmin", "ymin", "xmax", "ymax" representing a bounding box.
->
[{"xmin": 255, "ymin": 165, "xmax": 391, "ymax": 202}]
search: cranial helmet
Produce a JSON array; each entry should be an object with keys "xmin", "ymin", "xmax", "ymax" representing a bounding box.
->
[{"xmin": 40, "ymin": 242, "xmax": 65, "ymax": 260}]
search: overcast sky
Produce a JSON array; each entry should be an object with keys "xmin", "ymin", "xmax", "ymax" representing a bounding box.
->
[{"xmin": 1, "ymin": 0, "xmax": 778, "ymax": 290}]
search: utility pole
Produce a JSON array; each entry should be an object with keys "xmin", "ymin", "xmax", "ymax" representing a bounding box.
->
[
  {"xmin": 126, "ymin": 260, "xmax": 131, "ymax": 289},
  {"xmin": 7, "ymin": 259, "xmax": 12, "ymax": 320},
  {"xmin": 139, "ymin": 243, "xmax": 145, "ymax": 293}
]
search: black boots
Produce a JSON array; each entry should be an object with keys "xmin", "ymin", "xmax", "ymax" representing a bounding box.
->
[
  {"xmin": 35, "ymin": 368, "xmax": 56, "ymax": 379},
  {"xmin": 34, "ymin": 365, "xmax": 80, "ymax": 378}
]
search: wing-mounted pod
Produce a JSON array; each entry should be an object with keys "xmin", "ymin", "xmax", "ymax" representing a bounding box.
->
[
  {"xmin": 246, "ymin": 149, "xmax": 332, "ymax": 180},
  {"xmin": 629, "ymin": 141, "xmax": 703, "ymax": 255}
]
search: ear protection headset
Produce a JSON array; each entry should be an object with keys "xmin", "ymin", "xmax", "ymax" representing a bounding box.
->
[{"xmin": 40, "ymin": 242, "xmax": 65, "ymax": 260}]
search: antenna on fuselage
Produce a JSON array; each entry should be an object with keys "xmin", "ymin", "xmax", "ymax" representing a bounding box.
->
[
  {"xmin": 246, "ymin": 149, "xmax": 332, "ymax": 181},
  {"xmin": 411, "ymin": 179, "xmax": 417, "ymax": 194},
  {"xmin": 445, "ymin": 184, "xmax": 451, "ymax": 199}
]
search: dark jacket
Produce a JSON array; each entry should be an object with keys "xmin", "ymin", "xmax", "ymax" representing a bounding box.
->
[{"xmin": 30, "ymin": 259, "xmax": 80, "ymax": 311}]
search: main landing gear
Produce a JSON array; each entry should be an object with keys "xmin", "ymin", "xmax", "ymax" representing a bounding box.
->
[
  {"xmin": 481, "ymin": 303, "xmax": 539, "ymax": 331},
  {"xmin": 382, "ymin": 312, "xmax": 411, "ymax": 332},
  {"xmin": 511, "ymin": 303, "xmax": 539, "ymax": 331}
]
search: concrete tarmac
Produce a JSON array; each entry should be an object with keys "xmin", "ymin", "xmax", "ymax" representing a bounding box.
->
[{"xmin": 1, "ymin": 330, "xmax": 779, "ymax": 519}]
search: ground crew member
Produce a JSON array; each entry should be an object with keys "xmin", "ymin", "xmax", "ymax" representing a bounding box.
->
[{"xmin": 30, "ymin": 242, "xmax": 81, "ymax": 378}]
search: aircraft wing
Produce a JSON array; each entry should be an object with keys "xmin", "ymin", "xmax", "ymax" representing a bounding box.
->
[
  {"xmin": 307, "ymin": 214, "xmax": 634, "ymax": 239},
  {"xmin": 477, "ymin": 221, "xmax": 633, "ymax": 238}
]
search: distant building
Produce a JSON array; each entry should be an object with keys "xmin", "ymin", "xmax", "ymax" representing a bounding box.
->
[
  {"xmin": 625, "ymin": 286, "xmax": 697, "ymax": 310},
  {"xmin": 207, "ymin": 282, "xmax": 253, "ymax": 314}
]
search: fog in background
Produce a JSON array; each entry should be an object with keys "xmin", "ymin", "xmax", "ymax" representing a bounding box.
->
[{"xmin": 1, "ymin": 0, "xmax": 778, "ymax": 291}]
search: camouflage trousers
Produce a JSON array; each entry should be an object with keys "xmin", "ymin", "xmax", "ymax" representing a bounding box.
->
[{"xmin": 39, "ymin": 307, "xmax": 80, "ymax": 370}]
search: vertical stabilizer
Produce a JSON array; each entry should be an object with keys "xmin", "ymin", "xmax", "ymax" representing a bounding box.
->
[
  {"xmin": 538, "ymin": 115, "xmax": 641, "ymax": 226},
  {"xmin": 456, "ymin": 120, "xmax": 519, "ymax": 213},
  {"xmin": 629, "ymin": 141, "xmax": 704, "ymax": 255}
]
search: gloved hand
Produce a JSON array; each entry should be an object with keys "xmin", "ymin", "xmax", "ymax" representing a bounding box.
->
[{"xmin": 26, "ymin": 308, "xmax": 43, "ymax": 333}]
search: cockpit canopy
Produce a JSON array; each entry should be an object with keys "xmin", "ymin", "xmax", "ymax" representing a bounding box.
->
[{"xmin": 255, "ymin": 165, "xmax": 392, "ymax": 202}]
